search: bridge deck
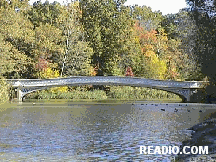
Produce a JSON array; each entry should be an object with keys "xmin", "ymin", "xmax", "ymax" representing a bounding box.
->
[{"xmin": 7, "ymin": 76, "xmax": 204, "ymax": 89}]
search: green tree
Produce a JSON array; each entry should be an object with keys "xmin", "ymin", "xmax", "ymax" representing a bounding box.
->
[
  {"xmin": 186, "ymin": 0, "xmax": 216, "ymax": 80},
  {"xmin": 185, "ymin": 0, "xmax": 216, "ymax": 98},
  {"xmin": 0, "ymin": 1, "xmax": 34, "ymax": 78},
  {"xmin": 57, "ymin": 2, "xmax": 93, "ymax": 76},
  {"xmin": 161, "ymin": 10, "xmax": 202, "ymax": 80},
  {"xmin": 0, "ymin": 33, "xmax": 33, "ymax": 78},
  {"xmin": 130, "ymin": 5, "xmax": 163, "ymax": 31},
  {"xmin": 27, "ymin": 0, "xmax": 62, "ymax": 28},
  {"xmin": 80, "ymin": 0, "xmax": 133, "ymax": 75},
  {"xmin": 27, "ymin": 1, "xmax": 93, "ymax": 76}
]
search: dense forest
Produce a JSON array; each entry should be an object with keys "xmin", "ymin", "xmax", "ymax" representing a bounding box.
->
[{"xmin": 0, "ymin": 0, "xmax": 215, "ymax": 102}]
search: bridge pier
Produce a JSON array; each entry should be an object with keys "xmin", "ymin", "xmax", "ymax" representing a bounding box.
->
[
  {"xmin": 183, "ymin": 95, "xmax": 191, "ymax": 103},
  {"xmin": 182, "ymin": 90, "xmax": 192, "ymax": 103},
  {"xmin": 185, "ymin": 90, "xmax": 200, "ymax": 103},
  {"xmin": 163, "ymin": 88, "xmax": 197, "ymax": 103},
  {"xmin": 17, "ymin": 87, "xmax": 23, "ymax": 102}
]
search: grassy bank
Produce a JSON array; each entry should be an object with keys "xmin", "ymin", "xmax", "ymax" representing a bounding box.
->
[
  {"xmin": 108, "ymin": 86, "xmax": 179, "ymax": 100},
  {"xmin": 25, "ymin": 86, "xmax": 180, "ymax": 101}
]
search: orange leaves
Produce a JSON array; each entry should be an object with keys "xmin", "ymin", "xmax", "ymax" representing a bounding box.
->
[
  {"xmin": 140, "ymin": 29, "xmax": 157, "ymax": 43},
  {"xmin": 145, "ymin": 50, "xmax": 155, "ymax": 57},
  {"xmin": 125, "ymin": 66, "xmax": 134, "ymax": 77},
  {"xmin": 141, "ymin": 44, "xmax": 154, "ymax": 53},
  {"xmin": 132, "ymin": 17, "xmax": 185, "ymax": 80},
  {"xmin": 132, "ymin": 22, "xmax": 169, "ymax": 79},
  {"xmin": 134, "ymin": 22, "xmax": 169, "ymax": 54},
  {"xmin": 89, "ymin": 66, "xmax": 97, "ymax": 76},
  {"xmin": 134, "ymin": 22, "xmax": 157, "ymax": 43},
  {"xmin": 35, "ymin": 58, "xmax": 48, "ymax": 71}
]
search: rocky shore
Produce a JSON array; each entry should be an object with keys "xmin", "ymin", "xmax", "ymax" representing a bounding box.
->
[{"xmin": 177, "ymin": 118, "xmax": 216, "ymax": 161}]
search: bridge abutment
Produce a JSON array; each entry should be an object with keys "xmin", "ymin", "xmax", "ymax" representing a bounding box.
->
[{"xmin": 17, "ymin": 87, "xmax": 23, "ymax": 102}]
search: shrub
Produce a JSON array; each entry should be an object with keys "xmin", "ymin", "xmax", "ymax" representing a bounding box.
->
[{"xmin": 0, "ymin": 77, "xmax": 10, "ymax": 104}]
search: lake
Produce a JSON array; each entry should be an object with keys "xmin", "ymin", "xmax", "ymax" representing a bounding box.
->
[{"xmin": 0, "ymin": 101, "xmax": 215, "ymax": 161}]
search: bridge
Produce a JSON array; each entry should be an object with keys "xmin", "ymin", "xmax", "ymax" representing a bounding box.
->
[{"xmin": 6, "ymin": 76, "xmax": 205, "ymax": 102}]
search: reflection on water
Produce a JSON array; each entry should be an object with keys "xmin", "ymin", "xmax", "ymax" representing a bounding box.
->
[{"xmin": 0, "ymin": 102, "xmax": 215, "ymax": 161}]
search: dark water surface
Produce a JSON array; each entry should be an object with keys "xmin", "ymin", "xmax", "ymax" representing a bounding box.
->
[{"xmin": 0, "ymin": 101, "xmax": 215, "ymax": 161}]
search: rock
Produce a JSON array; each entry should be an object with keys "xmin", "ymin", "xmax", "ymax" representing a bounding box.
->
[{"xmin": 177, "ymin": 118, "xmax": 216, "ymax": 161}]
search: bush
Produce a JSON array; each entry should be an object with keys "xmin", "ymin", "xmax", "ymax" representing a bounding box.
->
[
  {"xmin": 25, "ymin": 86, "xmax": 180, "ymax": 101},
  {"xmin": 26, "ymin": 87, "xmax": 107, "ymax": 100},
  {"xmin": 0, "ymin": 77, "xmax": 10, "ymax": 104},
  {"xmin": 107, "ymin": 86, "xmax": 180, "ymax": 100}
]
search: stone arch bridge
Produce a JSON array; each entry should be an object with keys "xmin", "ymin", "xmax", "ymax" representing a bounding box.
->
[{"xmin": 6, "ymin": 76, "xmax": 205, "ymax": 102}]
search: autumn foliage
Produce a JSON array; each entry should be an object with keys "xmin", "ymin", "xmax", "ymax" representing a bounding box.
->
[
  {"xmin": 125, "ymin": 67, "xmax": 134, "ymax": 77},
  {"xmin": 0, "ymin": 0, "xmax": 200, "ymax": 82},
  {"xmin": 35, "ymin": 58, "xmax": 48, "ymax": 71}
]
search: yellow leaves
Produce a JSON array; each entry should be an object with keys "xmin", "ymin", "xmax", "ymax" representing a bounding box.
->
[
  {"xmin": 37, "ymin": 67, "xmax": 68, "ymax": 93},
  {"xmin": 47, "ymin": 68, "xmax": 59, "ymax": 78},
  {"xmin": 89, "ymin": 66, "xmax": 97, "ymax": 76},
  {"xmin": 145, "ymin": 50, "xmax": 155, "ymax": 57},
  {"xmin": 144, "ymin": 50, "xmax": 167, "ymax": 79},
  {"xmin": 133, "ymin": 23, "xmax": 172, "ymax": 79},
  {"xmin": 161, "ymin": 35, "xmax": 168, "ymax": 41},
  {"xmin": 157, "ymin": 28, "xmax": 167, "ymax": 36},
  {"xmin": 157, "ymin": 60, "xmax": 167, "ymax": 79},
  {"xmin": 70, "ymin": 1, "xmax": 80, "ymax": 9},
  {"xmin": 162, "ymin": 44, "xmax": 168, "ymax": 50},
  {"xmin": 134, "ymin": 36, "xmax": 140, "ymax": 43},
  {"xmin": 37, "ymin": 67, "xmax": 59, "ymax": 79},
  {"xmin": 49, "ymin": 86, "xmax": 68, "ymax": 93},
  {"xmin": 142, "ymin": 45, "xmax": 154, "ymax": 53},
  {"xmin": 59, "ymin": 86, "xmax": 68, "ymax": 92},
  {"xmin": 146, "ymin": 44, "xmax": 154, "ymax": 50}
]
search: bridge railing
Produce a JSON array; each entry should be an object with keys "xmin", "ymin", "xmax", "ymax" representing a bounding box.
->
[{"xmin": 5, "ymin": 76, "xmax": 206, "ymax": 89}]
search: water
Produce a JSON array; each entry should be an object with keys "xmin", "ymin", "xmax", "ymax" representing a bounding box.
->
[{"xmin": 0, "ymin": 101, "xmax": 215, "ymax": 161}]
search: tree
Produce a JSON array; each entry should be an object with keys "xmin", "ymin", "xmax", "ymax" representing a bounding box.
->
[
  {"xmin": 136, "ymin": 27, "xmax": 167, "ymax": 79},
  {"xmin": 183, "ymin": 0, "xmax": 216, "ymax": 99},
  {"xmin": 57, "ymin": 2, "xmax": 93, "ymax": 76},
  {"xmin": 130, "ymin": 5, "xmax": 163, "ymax": 31},
  {"xmin": 26, "ymin": 1, "xmax": 93, "ymax": 77},
  {"xmin": 0, "ymin": 1, "xmax": 34, "ymax": 78},
  {"xmin": 186, "ymin": 0, "xmax": 216, "ymax": 82},
  {"xmin": 125, "ymin": 66, "xmax": 134, "ymax": 77},
  {"xmin": 27, "ymin": 0, "xmax": 62, "ymax": 28},
  {"xmin": 80, "ymin": 0, "xmax": 133, "ymax": 76},
  {"xmin": 0, "ymin": 33, "xmax": 33, "ymax": 78},
  {"xmin": 161, "ymin": 10, "xmax": 202, "ymax": 80}
]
